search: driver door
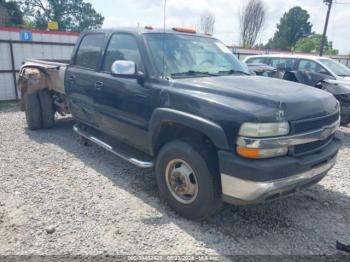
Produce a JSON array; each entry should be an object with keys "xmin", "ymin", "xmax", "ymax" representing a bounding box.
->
[{"xmin": 93, "ymin": 33, "xmax": 151, "ymax": 152}]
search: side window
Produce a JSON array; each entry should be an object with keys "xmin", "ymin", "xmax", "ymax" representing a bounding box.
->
[
  {"xmin": 298, "ymin": 59, "xmax": 322, "ymax": 73},
  {"xmin": 270, "ymin": 58, "xmax": 294, "ymax": 71},
  {"xmin": 102, "ymin": 34, "xmax": 143, "ymax": 72},
  {"xmin": 75, "ymin": 34, "xmax": 105, "ymax": 70}
]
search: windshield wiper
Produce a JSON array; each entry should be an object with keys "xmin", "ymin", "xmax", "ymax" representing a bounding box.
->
[
  {"xmin": 217, "ymin": 69, "xmax": 250, "ymax": 76},
  {"xmin": 171, "ymin": 70, "xmax": 219, "ymax": 78}
]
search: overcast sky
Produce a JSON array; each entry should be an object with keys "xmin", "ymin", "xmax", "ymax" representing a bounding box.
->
[{"xmin": 87, "ymin": 0, "xmax": 350, "ymax": 54}]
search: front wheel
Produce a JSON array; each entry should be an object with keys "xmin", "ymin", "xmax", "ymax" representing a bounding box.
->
[{"xmin": 155, "ymin": 139, "xmax": 222, "ymax": 220}]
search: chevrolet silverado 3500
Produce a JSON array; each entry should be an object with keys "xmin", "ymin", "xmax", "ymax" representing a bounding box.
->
[{"xmin": 18, "ymin": 27, "xmax": 341, "ymax": 220}]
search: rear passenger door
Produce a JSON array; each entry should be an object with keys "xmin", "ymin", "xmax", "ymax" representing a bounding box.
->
[{"xmin": 65, "ymin": 33, "xmax": 105, "ymax": 126}]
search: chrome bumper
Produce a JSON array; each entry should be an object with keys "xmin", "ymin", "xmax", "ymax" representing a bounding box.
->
[{"xmin": 221, "ymin": 155, "xmax": 337, "ymax": 204}]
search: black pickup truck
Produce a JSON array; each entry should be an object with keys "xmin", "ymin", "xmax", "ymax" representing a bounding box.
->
[{"xmin": 19, "ymin": 27, "xmax": 342, "ymax": 220}]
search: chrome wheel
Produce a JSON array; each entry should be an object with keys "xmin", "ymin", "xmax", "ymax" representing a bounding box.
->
[{"xmin": 165, "ymin": 159, "xmax": 198, "ymax": 204}]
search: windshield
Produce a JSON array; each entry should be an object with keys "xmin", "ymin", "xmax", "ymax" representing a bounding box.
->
[
  {"xmin": 144, "ymin": 33, "xmax": 249, "ymax": 78},
  {"xmin": 317, "ymin": 58, "xmax": 350, "ymax": 77}
]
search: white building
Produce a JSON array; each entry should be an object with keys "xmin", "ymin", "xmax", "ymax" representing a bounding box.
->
[{"xmin": 0, "ymin": 26, "xmax": 79, "ymax": 101}]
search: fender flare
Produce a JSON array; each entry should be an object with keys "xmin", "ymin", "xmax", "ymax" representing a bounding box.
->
[{"xmin": 148, "ymin": 108, "xmax": 230, "ymax": 155}]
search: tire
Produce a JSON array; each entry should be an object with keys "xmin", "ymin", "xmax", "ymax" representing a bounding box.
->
[
  {"xmin": 155, "ymin": 139, "xmax": 222, "ymax": 220},
  {"xmin": 340, "ymin": 118, "xmax": 350, "ymax": 127},
  {"xmin": 340, "ymin": 113, "xmax": 350, "ymax": 127},
  {"xmin": 25, "ymin": 92, "xmax": 42, "ymax": 130},
  {"xmin": 38, "ymin": 89, "xmax": 55, "ymax": 128}
]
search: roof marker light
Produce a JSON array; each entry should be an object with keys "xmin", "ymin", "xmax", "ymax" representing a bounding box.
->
[{"xmin": 172, "ymin": 27, "xmax": 196, "ymax": 33}]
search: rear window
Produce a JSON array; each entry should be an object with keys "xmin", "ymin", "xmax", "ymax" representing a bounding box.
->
[{"xmin": 75, "ymin": 34, "xmax": 105, "ymax": 70}]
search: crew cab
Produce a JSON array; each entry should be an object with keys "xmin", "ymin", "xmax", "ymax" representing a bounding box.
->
[{"xmin": 18, "ymin": 27, "xmax": 342, "ymax": 220}]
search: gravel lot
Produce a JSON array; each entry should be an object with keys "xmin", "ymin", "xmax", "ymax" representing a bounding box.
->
[{"xmin": 0, "ymin": 103, "xmax": 349, "ymax": 256}]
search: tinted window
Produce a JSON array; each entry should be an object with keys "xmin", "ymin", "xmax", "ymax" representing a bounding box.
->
[
  {"xmin": 269, "ymin": 58, "xmax": 295, "ymax": 71},
  {"xmin": 102, "ymin": 34, "xmax": 143, "ymax": 72},
  {"xmin": 75, "ymin": 34, "xmax": 105, "ymax": 70}
]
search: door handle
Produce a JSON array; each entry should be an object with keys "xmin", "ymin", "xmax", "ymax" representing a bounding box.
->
[
  {"xmin": 95, "ymin": 81, "xmax": 104, "ymax": 91},
  {"xmin": 67, "ymin": 75, "xmax": 76, "ymax": 90}
]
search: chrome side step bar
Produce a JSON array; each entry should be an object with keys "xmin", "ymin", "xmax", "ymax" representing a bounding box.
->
[{"xmin": 73, "ymin": 123, "xmax": 153, "ymax": 168}]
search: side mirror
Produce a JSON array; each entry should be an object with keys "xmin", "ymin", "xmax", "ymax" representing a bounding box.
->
[{"xmin": 111, "ymin": 60, "xmax": 143, "ymax": 79}]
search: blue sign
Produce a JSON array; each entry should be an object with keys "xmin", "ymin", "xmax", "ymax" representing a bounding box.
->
[{"xmin": 20, "ymin": 31, "xmax": 32, "ymax": 41}]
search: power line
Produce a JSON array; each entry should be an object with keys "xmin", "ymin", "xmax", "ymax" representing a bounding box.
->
[{"xmin": 320, "ymin": 0, "xmax": 333, "ymax": 56}]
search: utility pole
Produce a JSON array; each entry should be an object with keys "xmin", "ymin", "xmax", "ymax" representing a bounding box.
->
[{"xmin": 320, "ymin": 0, "xmax": 333, "ymax": 56}]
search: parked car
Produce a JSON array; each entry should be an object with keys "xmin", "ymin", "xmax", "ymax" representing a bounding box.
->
[
  {"xmin": 243, "ymin": 54, "xmax": 350, "ymax": 80},
  {"xmin": 18, "ymin": 28, "xmax": 341, "ymax": 220},
  {"xmin": 244, "ymin": 54, "xmax": 350, "ymax": 126}
]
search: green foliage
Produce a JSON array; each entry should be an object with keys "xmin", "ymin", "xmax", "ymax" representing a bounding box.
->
[
  {"xmin": 0, "ymin": 0, "xmax": 24, "ymax": 26},
  {"xmin": 20, "ymin": 0, "xmax": 104, "ymax": 32},
  {"xmin": 22, "ymin": 20, "xmax": 35, "ymax": 29},
  {"xmin": 294, "ymin": 34, "xmax": 338, "ymax": 55},
  {"xmin": 266, "ymin": 6, "xmax": 312, "ymax": 50}
]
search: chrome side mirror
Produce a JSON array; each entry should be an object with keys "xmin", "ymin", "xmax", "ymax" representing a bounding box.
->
[{"xmin": 111, "ymin": 60, "xmax": 136, "ymax": 76}]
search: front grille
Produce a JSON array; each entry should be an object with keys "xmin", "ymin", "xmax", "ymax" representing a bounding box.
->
[
  {"xmin": 292, "ymin": 112, "xmax": 339, "ymax": 134},
  {"xmin": 293, "ymin": 135, "xmax": 333, "ymax": 156},
  {"xmin": 290, "ymin": 112, "xmax": 339, "ymax": 156}
]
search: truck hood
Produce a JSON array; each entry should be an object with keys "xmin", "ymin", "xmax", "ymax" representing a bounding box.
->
[{"xmin": 172, "ymin": 75, "xmax": 338, "ymax": 121}]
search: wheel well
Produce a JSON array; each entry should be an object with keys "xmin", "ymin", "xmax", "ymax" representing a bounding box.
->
[{"xmin": 152, "ymin": 122, "xmax": 216, "ymax": 156}]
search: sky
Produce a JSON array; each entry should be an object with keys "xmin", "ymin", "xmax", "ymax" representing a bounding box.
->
[{"xmin": 87, "ymin": 0, "xmax": 350, "ymax": 55}]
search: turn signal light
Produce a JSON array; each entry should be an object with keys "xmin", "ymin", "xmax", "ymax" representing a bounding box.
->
[
  {"xmin": 237, "ymin": 146, "xmax": 288, "ymax": 159},
  {"xmin": 172, "ymin": 27, "xmax": 196, "ymax": 33},
  {"xmin": 236, "ymin": 146, "xmax": 260, "ymax": 159}
]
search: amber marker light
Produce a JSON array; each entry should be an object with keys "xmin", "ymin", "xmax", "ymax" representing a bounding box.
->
[
  {"xmin": 236, "ymin": 146, "xmax": 260, "ymax": 159},
  {"xmin": 172, "ymin": 27, "xmax": 196, "ymax": 33}
]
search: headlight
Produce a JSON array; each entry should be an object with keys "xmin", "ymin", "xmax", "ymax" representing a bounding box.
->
[
  {"xmin": 238, "ymin": 122, "xmax": 290, "ymax": 137},
  {"xmin": 237, "ymin": 122, "xmax": 290, "ymax": 159}
]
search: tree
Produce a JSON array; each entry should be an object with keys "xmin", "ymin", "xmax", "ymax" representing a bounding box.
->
[
  {"xmin": 294, "ymin": 34, "xmax": 338, "ymax": 55},
  {"xmin": 200, "ymin": 11, "xmax": 215, "ymax": 35},
  {"xmin": 20, "ymin": 0, "xmax": 104, "ymax": 31},
  {"xmin": 0, "ymin": 0, "xmax": 24, "ymax": 26},
  {"xmin": 239, "ymin": 0, "xmax": 266, "ymax": 47},
  {"xmin": 266, "ymin": 6, "xmax": 312, "ymax": 50}
]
